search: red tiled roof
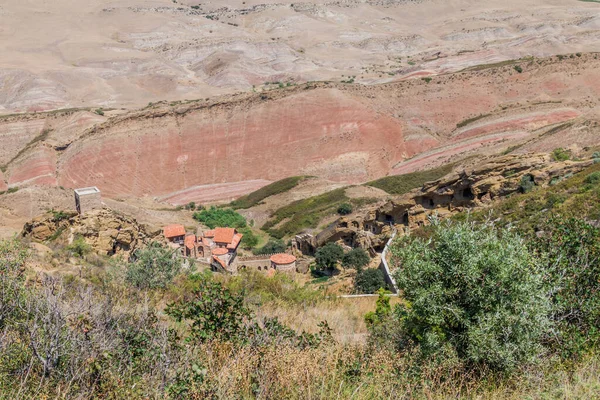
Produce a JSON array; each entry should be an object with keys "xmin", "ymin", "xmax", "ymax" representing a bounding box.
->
[
  {"xmin": 214, "ymin": 227, "xmax": 235, "ymax": 244},
  {"xmin": 213, "ymin": 255, "xmax": 227, "ymax": 269},
  {"xmin": 226, "ymin": 233, "xmax": 243, "ymax": 250},
  {"xmin": 163, "ymin": 224, "xmax": 185, "ymax": 238},
  {"xmin": 213, "ymin": 247, "xmax": 228, "ymax": 256},
  {"xmin": 204, "ymin": 229, "xmax": 215, "ymax": 238},
  {"xmin": 184, "ymin": 235, "xmax": 196, "ymax": 250},
  {"xmin": 270, "ymin": 253, "xmax": 296, "ymax": 264}
]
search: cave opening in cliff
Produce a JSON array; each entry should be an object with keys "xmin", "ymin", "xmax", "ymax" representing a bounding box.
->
[{"xmin": 462, "ymin": 187, "xmax": 475, "ymax": 200}]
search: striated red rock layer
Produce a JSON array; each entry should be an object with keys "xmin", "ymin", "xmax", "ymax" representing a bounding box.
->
[
  {"xmin": 8, "ymin": 147, "xmax": 57, "ymax": 187},
  {"xmin": 58, "ymin": 89, "xmax": 428, "ymax": 197}
]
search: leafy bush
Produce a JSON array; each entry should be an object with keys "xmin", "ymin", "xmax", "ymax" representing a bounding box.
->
[
  {"xmin": 552, "ymin": 148, "xmax": 570, "ymax": 161},
  {"xmin": 337, "ymin": 203, "xmax": 353, "ymax": 215},
  {"xmin": 390, "ymin": 219, "xmax": 550, "ymax": 371},
  {"xmin": 514, "ymin": 65, "xmax": 523, "ymax": 73},
  {"xmin": 584, "ymin": 171, "xmax": 600, "ymax": 185},
  {"xmin": 193, "ymin": 206, "xmax": 246, "ymax": 229},
  {"xmin": 67, "ymin": 236, "xmax": 91, "ymax": 258},
  {"xmin": 166, "ymin": 275, "xmax": 252, "ymax": 342},
  {"xmin": 354, "ymin": 268, "xmax": 386, "ymax": 294},
  {"xmin": 532, "ymin": 218, "xmax": 600, "ymax": 356},
  {"xmin": 253, "ymin": 239, "xmax": 286, "ymax": 255},
  {"xmin": 315, "ymin": 242, "xmax": 344, "ymax": 270},
  {"xmin": 364, "ymin": 289, "xmax": 392, "ymax": 328},
  {"xmin": 238, "ymin": 227, "xmax": 259, "ymax": 250},
  {"xmin": 126, "ymin": 242, "xmax": 182, "ymax": 289},
  {"xmin": 519, "ymin": 174, "xmax": 535, "ymax": 193},
  {"xmin": 342, "ymin": 248, "xmax": 370, "ymax": 270}
]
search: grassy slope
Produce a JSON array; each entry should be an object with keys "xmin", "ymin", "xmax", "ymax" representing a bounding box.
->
[
  {"xmin": 262, "ymin": 188, "xmax": 376, "ymax": 238},
  {"xmin": 230, "ymin": 176, "xmax": 309, "ymax": 209},
  {"xmin": 366, "ymin": 164, "xmax": 454, "ymax": 195}
]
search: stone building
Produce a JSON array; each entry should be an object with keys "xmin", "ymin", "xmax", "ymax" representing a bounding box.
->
[
  {"xmin": 270, "ymin": 253, "xmax": 297, "ymax": 272},
  {"xmin": 163, "ymin": 224, "xmax": 186, "ymax": 245},
  {"xmin": 74, "ymin": 187, "xmax": 102, "ymax": 214}
]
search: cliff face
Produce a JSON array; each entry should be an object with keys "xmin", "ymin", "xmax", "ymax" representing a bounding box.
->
[
  {"xmin": 2, "ymin": 55, "xmax": 600, "ymax": 203},
  {"xmin": 303, "ymin": 154, "xmax": 591, "ymax": 253},
  {"xmin": 56, "ymin": 89, "xmax": 422, "ymax": 197},
  {"xmin": 22, "ymin": 209, "xmax": 161, "ymax": 257}
]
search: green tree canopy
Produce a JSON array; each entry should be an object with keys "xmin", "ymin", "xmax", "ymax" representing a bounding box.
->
[
  {"xmin": 390, "ymin": 219, "xmax": 550, "ymax": 371},
  {"xmin": 315, "ymin": 242, "xmax": 344, "ymax": 270},
  {"xmin": 193, "ymin": 207, "xmax": 247, "ymax": 229},
  {"xmin": 342, "ymin": 248, "xmax": 370, "ymax": 270}
]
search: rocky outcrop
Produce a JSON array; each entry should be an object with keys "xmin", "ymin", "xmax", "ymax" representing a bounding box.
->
[
  {"xmin": 302, "ymin": 154, "xmax": 591, "ymax": 252},
  {"xmin": 22, "ymin": 208, "xmax": 161, "ymax": 257}
]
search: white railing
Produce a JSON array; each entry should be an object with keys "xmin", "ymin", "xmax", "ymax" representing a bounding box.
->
[{"xmin": 380, "ymin": 228, "xmax": 398, "ymax": 294}]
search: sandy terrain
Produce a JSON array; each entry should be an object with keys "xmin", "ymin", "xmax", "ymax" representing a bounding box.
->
[{"xmin": 2, "ymin": 0, "xmax": 600, "ymax": 113}]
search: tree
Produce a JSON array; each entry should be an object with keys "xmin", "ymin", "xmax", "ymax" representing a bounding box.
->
[
  {"xmin": 354, "ymin": 268, "xmax": 386, "ymax": 294},
  {"xmin": 390, "ymin": 219, "xmax": 550, "ymax": 371},
  {"xmin": 126, "ymin": 242, "xmax": 182, "ymax": 289},
  {"xmin": 342, "ymin": 248, "xmax": 370, "ymax": 270},
  {"xmin": 337, "ymin": 203, "xmax": 353, "ymax": 215},
  {"xmin": 315, "ymin": 242, "xmax": 343, "ymax": 270},
  {"xmin": 67, "ymin": 236, "xmax": 91, "ymax": 258}
]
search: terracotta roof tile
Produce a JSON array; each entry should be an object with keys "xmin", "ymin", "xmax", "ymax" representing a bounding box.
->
[
  {"xmin": 184, "ymin": 235, "xmax": 196, "ymax": 250},
  {"xmin": 227, "ymin": 233, "xmax": 243, "ymax": 250},
  {"xmin": 270, "ymin": 253, "xmax": 296, "ymax": 264},
  {"xmin": 214, "ymin": 227, "xmax": 235, "ymax": 244},
  {"xmin": 212, "ymin": 247, "xmax": 228, "ymax": 256},
  {"xmin": 204, "ymin": 230, "xmax": 215, "ymax": 238},
  {"xmin": 213, "ymin": 255, "xmax": 227, "ymax": 269},
  {"xmin": 163, "ymin": 224, "xmax": 185, "ymax": 238}
]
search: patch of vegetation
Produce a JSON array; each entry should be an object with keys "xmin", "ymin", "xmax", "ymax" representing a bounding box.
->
[
  {"xmin": 238, "ymin": 227, "xmax": 259, "ymax": 250},
  {"xmin": 342, "ymin": 248, "xmax": 370, "ymax": 270},
  {"xmin": 262, "ymin": 188, "xmax": 347, "ymax": 238},
  {"xmin": 337, "ymin": 203, "xmax": 353, "ymax": 215},
  {"xmin": 390, "ymin": 219, "xmax": 550, "ymax": 371},
  {"xmin": 66, "ymin": 236, "xmax": 91, "ymax": 258},
  {"xmin": 253, "ymin": 239, "xmax": 286, "ymax": 255},
  {"xmin": 354, "ymin": 268, "xmax": 387, "ymax": 294},
  {"xmin": 366, "ymin": 164, "xmax": 454, "ymax": 195},
  {"xmin": 421, "ymin": 77, "xmax": 432, "ymax": 83},
  {"xmin": 315, "ymin": 242, "xmax": 344, "ymax": 271},
  {"xmin": 456, "ymin": 113, "xmax": 491, "ymax": 129},
  {"xmin": 513, "ymin": 65, "xmax": 523, "ymax": 73},
  {"xmin": 552, "ymin": 147, "xmax": 571, "ymax": 161},
  {"xmin": 94, "ymin": 108, "xmax": 104, "ymax": 116},
  {"xmin": 519, "ymin": 174, "xmax": 535, "ymax": 193},
  {"xmin": 126, "ymin": 242, "xmax": 183, "ymax": 289},
  {"xmin": 460, "ymin": 56, "xmax": 534, "ymax": 72},
  {"xmin": 230, "ymin": 176, "xmax": 308, "ymax": 209},
  {"xmin": 193, "ymin": 207, "xmax": 247, "ymax": 229}
]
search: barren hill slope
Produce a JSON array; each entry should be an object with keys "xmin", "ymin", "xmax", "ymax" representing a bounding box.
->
[{"xmin": 2, "ymin": 0, "xmax": 600, "ymax": 112}]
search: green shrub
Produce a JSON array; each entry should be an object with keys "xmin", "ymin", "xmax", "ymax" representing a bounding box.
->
[
  {"xmin": 315, "ymin": 242, "xmax": 344, "ymax": 270},
  {"xmin": 354, "ymin": 268, "xmax": 386, "ymax": 294},
  {"xmin": 193, "ymin": 207, "xmax": 246, "ymax": 229},
  {"xmin": 520, "ymin": 174, "xmax": 535, "ymax": 193},
  {"xmin": 514, "ymin": 65, "xmax": 523, "ymax": 73},
  {"xmin": 584, "ymin": 171, "xmax": 600, "ymax": 185},
  {"xmin": 532, "ymin": 218, "xmax": 600, "ymax": 356},
  {"xmin": 7, "ymin": 186, "xmax": 18, "ymax": 194},
  {"xmin": 253, "ymin": 239, "xmax": 286, "ymax": 255},
  {"xmin": 552, "ymin": 148, "xmax": 570, "ymax": 161},
  {"xmin": 126, "ymin": 242, "xmax": 182, "ymax": 289},
  {"xmin": 390, "ymin": 219, "xmax": 550, "ymax": 371},
  {"xmin": 238, "ymin": 227, "xmax": 259, "ymax": 250},
  {"xmin": 364, "ymin": 289, "xmax": 392, "ymax": 328},
  {"xmin": 342, "ymin": 248, "xmax": 370, "ymax": 270},
  {"xmin": 337, "ymin": 203, "xmax": 353, "ymax": 215},
  {"xmin": 67, "ymin": 236, "xmax": 91, "ymax": 258},
  {"xmin": 95, "ymin": 108, "xmax": 104, "ymax": 116}
]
